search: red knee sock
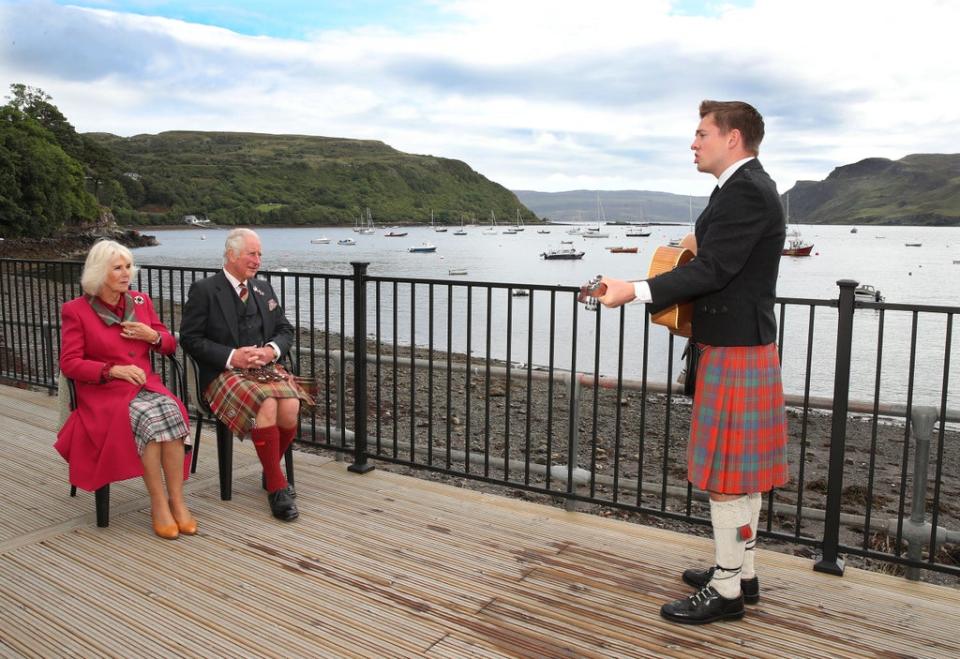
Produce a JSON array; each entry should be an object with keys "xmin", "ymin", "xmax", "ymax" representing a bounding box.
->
[
  {"xmin": 278, "ymin": 425, "xmax": 298, "ymax": 460},
  {"xmin": 251, "ymin": 425, "xmax": 288, "ymax": 493}
]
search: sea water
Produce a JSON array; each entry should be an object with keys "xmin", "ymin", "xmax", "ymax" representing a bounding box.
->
[{"xmin": 135, "ymin": 223, "xmax": 960, "ymax": 410}]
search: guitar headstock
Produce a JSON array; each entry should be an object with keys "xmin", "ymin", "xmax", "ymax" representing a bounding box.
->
[{"xmin": 577, "ymin": 275, "xmax": 606, "ymax": 311}]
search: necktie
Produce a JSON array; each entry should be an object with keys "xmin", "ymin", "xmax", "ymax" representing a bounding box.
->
[
  {"xmin": 709, "ymin": 185, "xmax": 720, "ymax": 203},
  {"xmin": 238, "ymin": 282, "xmax": 248, "ymax": 302}
]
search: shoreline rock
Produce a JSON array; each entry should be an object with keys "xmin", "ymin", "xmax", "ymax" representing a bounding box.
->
[{"xmin": 0, "ymin": 227, "xmax": 158, "ymax": 260}]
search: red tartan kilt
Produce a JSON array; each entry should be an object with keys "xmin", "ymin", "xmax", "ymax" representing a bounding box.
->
[
  {"xmin": 205, "ymin": 366, "xmax": 313, "ymax": 437},
  {"xmin": 688, "ymin": 343, "xmax": 788, "ymax": 494}
]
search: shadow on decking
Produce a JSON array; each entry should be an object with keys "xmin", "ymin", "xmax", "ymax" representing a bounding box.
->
[{"xmin": 1, "ymin": 384, "xmax": 957, "ymax": 658}]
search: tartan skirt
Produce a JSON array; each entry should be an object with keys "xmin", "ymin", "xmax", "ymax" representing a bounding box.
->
[
  {"xmin": 129, "ymin": 390, "xmax": 191, "ymax": 456},
  {"xmin": 688, "ymin": 342, "xmax": 788, "ymax": 494},
  {"xmin": 205, "ymin": 366, "xmax": 314, "ymax": 437}
]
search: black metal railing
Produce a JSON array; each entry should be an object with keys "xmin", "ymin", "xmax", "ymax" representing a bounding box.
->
[{"xmin": 1, "ymin": 257, "xmax": 957, "ymax": 579}]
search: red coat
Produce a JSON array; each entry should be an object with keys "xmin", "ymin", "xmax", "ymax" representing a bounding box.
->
[{"xmin": 56, "ymin": 291, "xmax": 189, "ymax": 492}]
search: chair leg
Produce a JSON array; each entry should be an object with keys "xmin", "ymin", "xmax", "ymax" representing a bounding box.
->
[
  {"xmin": 216, "ymin": 421, "xmax": 233, "ymax": 501},
  {"xmin": 191, "ymin": 415, "xmax": 203, "ymax": 474},
  {"xmin": 95, "ymin": 485, "xmax": 110, "ymax": 528},
  {"xmin": 284, "ymin": 446, "xmax": 295, "ymax": 487},
  {"xmin": 70, "ymin": 485, "xmax": 77, "ymax": 497}
]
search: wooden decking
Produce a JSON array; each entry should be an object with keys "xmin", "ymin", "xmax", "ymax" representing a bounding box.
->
[{"xmin": 1, "ymin": 383, "xmax": 957, "ymax": 658}]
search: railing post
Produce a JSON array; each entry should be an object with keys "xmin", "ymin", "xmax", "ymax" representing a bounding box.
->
[
  {"xmin": 348, "ymin": 262, "xmax": 374, "ymax": 474},
  {"xmin": 814, "ymin": 279, "xmax": 858, "ymax": 575},
  {"xmin": 906, "ymin": 405, "xmax": 937, "ymax": 581},
  {"xmin": 565, "ymin": 374, "xmax": 583, "ymax": 512}
]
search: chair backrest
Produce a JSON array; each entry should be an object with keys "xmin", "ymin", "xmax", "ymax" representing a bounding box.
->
[
  {"xmin": 57, "ymin": 371, "xmax": 76, "ymax": 429},
  {"xmin": 184, "ymin": 353, "xmax": 214, "ymax": 417}
]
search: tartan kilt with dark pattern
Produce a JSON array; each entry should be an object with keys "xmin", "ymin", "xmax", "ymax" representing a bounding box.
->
[
  {"xmin": 688, "ymin": 342, "xmax": 788, "ymax": 494},
  {"xmin": 205, "ymin": 365, "xmax": 314, "ymax": 437}
]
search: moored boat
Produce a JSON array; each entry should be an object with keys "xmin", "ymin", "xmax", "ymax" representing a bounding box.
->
[
  {"xmin": 606, "ymin": 246, "xmax": 638, "ymax": 254},
  {"xmin": 409, "ymin": 242, "xmax": 437, "ymax": 253},
  {"xmin": 384, "ymin": 230, "xmax": 407, "ymax": 237},
  {"xmin": 782, "ymin": 229, "xmax": 814, "ymax": 256},
  {"xmin": 854, "ymin": 284, "xmax": 883, "ymax": 302},
  {"xmin": 310, "ymin": 237, "xmax": 330, "ymax": 244},
  {"xmin": 337, "ymin": 238, "xmax": 356, "ymax": 246},
  {"xmin": 540, "ymin": 247, "xmax": 585, "ymax": 260}
]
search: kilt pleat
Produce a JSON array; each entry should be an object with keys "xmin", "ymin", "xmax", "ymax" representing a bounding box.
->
[
  {"xmin": 205, "ymin": 367, "xmax": 314, "ymax": 437},
  {"xmin": 688, "ymin": 342, "xmax": 788, "ymax": 494}
]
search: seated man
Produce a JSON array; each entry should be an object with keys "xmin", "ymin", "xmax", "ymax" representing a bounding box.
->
[{"xmin": 180, "ymin": 228, "xmax": 312, "ymax": 521}]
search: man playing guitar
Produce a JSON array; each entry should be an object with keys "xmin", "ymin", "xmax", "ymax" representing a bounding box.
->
[{"xmin": 582, "ymin": 100, "xmax": 788, "ymax": 627}]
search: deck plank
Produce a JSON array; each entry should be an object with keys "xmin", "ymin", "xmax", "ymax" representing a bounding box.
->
[{"xmin": 1, "ymin": 383, "xmax": 958, "ymax": 658}]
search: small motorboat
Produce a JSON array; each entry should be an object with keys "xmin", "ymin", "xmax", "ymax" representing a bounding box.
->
[
  {"xmin": 409, "ymin": 242, "xmax": 437, "ymax": 253},
  {"xmin": 448, "ymin": 268, "xmax": 468, "ymax": 275},
  {"xmin": 537, "ymin": 229, "xmax": 551, "ymax": 234},
  {"xmin": 540, "ymin": 247, "xmax": 585, "ymax": 260},
  {"xmin": 606, "ymin": 246, "xmax": 638, "ymax": 254},
  {"xmin": 512, "ymin": 289, "xmax": 530, "ymax": 297},
  {"xmin": 337, "ymin": 238, "xmax": 356, "ymax": 246},
  {"xmin": 904, "ymin": 242, "xmax": 922, "ymax": 247},
  {"xmin": 625, "ymin": 228, "xmax": 651, "ymax": 237},
  {"xmin": 384, "ymin": 231, "xmax": 407, "ymax": 237},
  {"xmin": 310, "ymin": 237, "xmax": 331, "ymax": 244},
  {"xmin": 854, "ymin": 284, "xmax": 884, "ymax": 302}
]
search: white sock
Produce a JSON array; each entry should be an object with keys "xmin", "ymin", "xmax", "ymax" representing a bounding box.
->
[
  {"xmin": 708, "ymin": 497, "xmax": 752, "ymax": 599},
  {"xmin": 741, "ymin": 493, "xmax": 762, "ymax": 579}
]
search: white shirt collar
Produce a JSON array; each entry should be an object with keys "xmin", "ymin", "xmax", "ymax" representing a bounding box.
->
[
  {"xmin": 717, "ymin": 156, "xmax": 755, "ymax": 189},
  {"xmin": 223, "ymin": 268, "xmax": 244, "ymax": 292}
]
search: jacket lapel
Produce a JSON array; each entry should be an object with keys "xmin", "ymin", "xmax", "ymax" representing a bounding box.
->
[
  {"xmin": 212, "ymin": 272, "xmax": 240, "ymax": 345},
  {"xmin": 248, "ymin": 279, "xmax": 273, "ymax": 338}
]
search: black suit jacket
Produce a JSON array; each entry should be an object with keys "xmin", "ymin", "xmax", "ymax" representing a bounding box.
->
[
  {"xmin": 180, "ymin": 271, "xmax": 295, "ymax": 392},
  {"xmin": 647, "ymin": 159, "xmax": 784, "ymax": 346}
]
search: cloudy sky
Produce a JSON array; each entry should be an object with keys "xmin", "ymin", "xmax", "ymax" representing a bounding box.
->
[{"xmin": 1, "ymin": 0, "xmax": 956, "ymax": 196}]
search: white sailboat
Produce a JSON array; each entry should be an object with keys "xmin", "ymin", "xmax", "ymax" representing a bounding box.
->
[
  {"xmin": 356, "ymin": 208, "xmax": 375, "ymax": 234},
  {"xmin": 432, "ymin": 210, "xmax": 447, "ymax": 232},
  {"xmin": 514, "ymin": 208, "xmax": 526, "ymax": 231},
  {"xmin": 483, "ymin": 210, "xmax": 498, "ymax": 235},
  {"xmin": 454, "ymin": 214, "xmax": 468, "ymax": 236}
]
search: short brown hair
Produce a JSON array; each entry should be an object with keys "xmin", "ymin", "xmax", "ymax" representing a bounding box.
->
[{"xmin": 699, "ymin": 100, "xmax": 764, "ymax": 155}]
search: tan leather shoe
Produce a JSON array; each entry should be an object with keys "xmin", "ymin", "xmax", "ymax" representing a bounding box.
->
[{"xmin": 153, "ymin": 521, "xmax": 180, "ymax": 540}]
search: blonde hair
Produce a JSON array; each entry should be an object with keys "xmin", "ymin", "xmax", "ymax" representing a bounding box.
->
[
  {"xmin": 80, "ymin": 240, "xmax": 137, "ymax": 296},
  {"xmin": 223, "ymin": 228, "xmax": 259, "ymax": 265}
]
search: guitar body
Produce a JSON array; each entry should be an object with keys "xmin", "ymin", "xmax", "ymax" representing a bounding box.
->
[
  {"xmin": 647, "ymin": 240, "xmax": 695, "ymax": 337},
  {"xmin": 577, "ymin": 233, "xmax": 696, "ymax": 337}
]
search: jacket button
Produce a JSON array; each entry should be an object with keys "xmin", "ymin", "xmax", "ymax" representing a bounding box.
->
[
  {"xmin": 128, "ymin": 351, "xmax": 135, "ymax": 357},
  {"xmin": 720, "ymin": 305, "xmax": 728, "ymax": 313}
]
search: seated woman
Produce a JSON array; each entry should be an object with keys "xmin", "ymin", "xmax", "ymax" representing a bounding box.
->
[{"xmin": 56, "ymin": 240, "xmax": 197, "ymax": 540}]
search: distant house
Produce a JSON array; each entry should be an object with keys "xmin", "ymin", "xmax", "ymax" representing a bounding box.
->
[{"xmin": 183, "ymin": 215, "xmax": 211, "ymax": 226}]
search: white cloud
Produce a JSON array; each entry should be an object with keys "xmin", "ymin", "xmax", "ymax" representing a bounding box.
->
[{"xmin": 0, "ymin": 0, "xmax": 957, "ymax": 195}]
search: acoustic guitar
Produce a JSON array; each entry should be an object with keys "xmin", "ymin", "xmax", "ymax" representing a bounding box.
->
[{"xmin": 578, "ymin": 233, "xmax": 696, "ymax": 337}]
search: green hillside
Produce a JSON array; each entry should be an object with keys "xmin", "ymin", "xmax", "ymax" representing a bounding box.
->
[
  {"xmin": 87, "ymin": 131, "xmax": 536, "ymax": 227},
  {"xmin": 786, "ymin": 154, "xmax": 960, "ymax": 225}
]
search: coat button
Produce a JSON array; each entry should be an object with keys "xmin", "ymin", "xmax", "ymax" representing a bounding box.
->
[
  {"xmin": 128, "ymin": 351, "xmax": 136, "ymax": 357},
  {"xmin": 720, "ymin": 305, "xmax": 728, "ymax": 313}
]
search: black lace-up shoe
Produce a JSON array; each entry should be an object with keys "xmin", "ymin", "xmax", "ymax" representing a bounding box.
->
[
  {"xmin": 267, "ymin": 488, "xmax": 299, "ymax": 522},
  {"xmin": 660, "ymin": 585, "xmax": 745, "ymax": 624},
  {"xmin": 683, "ymin": 566, "xmax": 760, "ymax": 604}
]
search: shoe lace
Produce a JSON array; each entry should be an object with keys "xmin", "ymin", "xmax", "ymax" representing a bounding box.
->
[{"xmin": 690, "ymin": 585, "xmax": 717, "ymax": 606}]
